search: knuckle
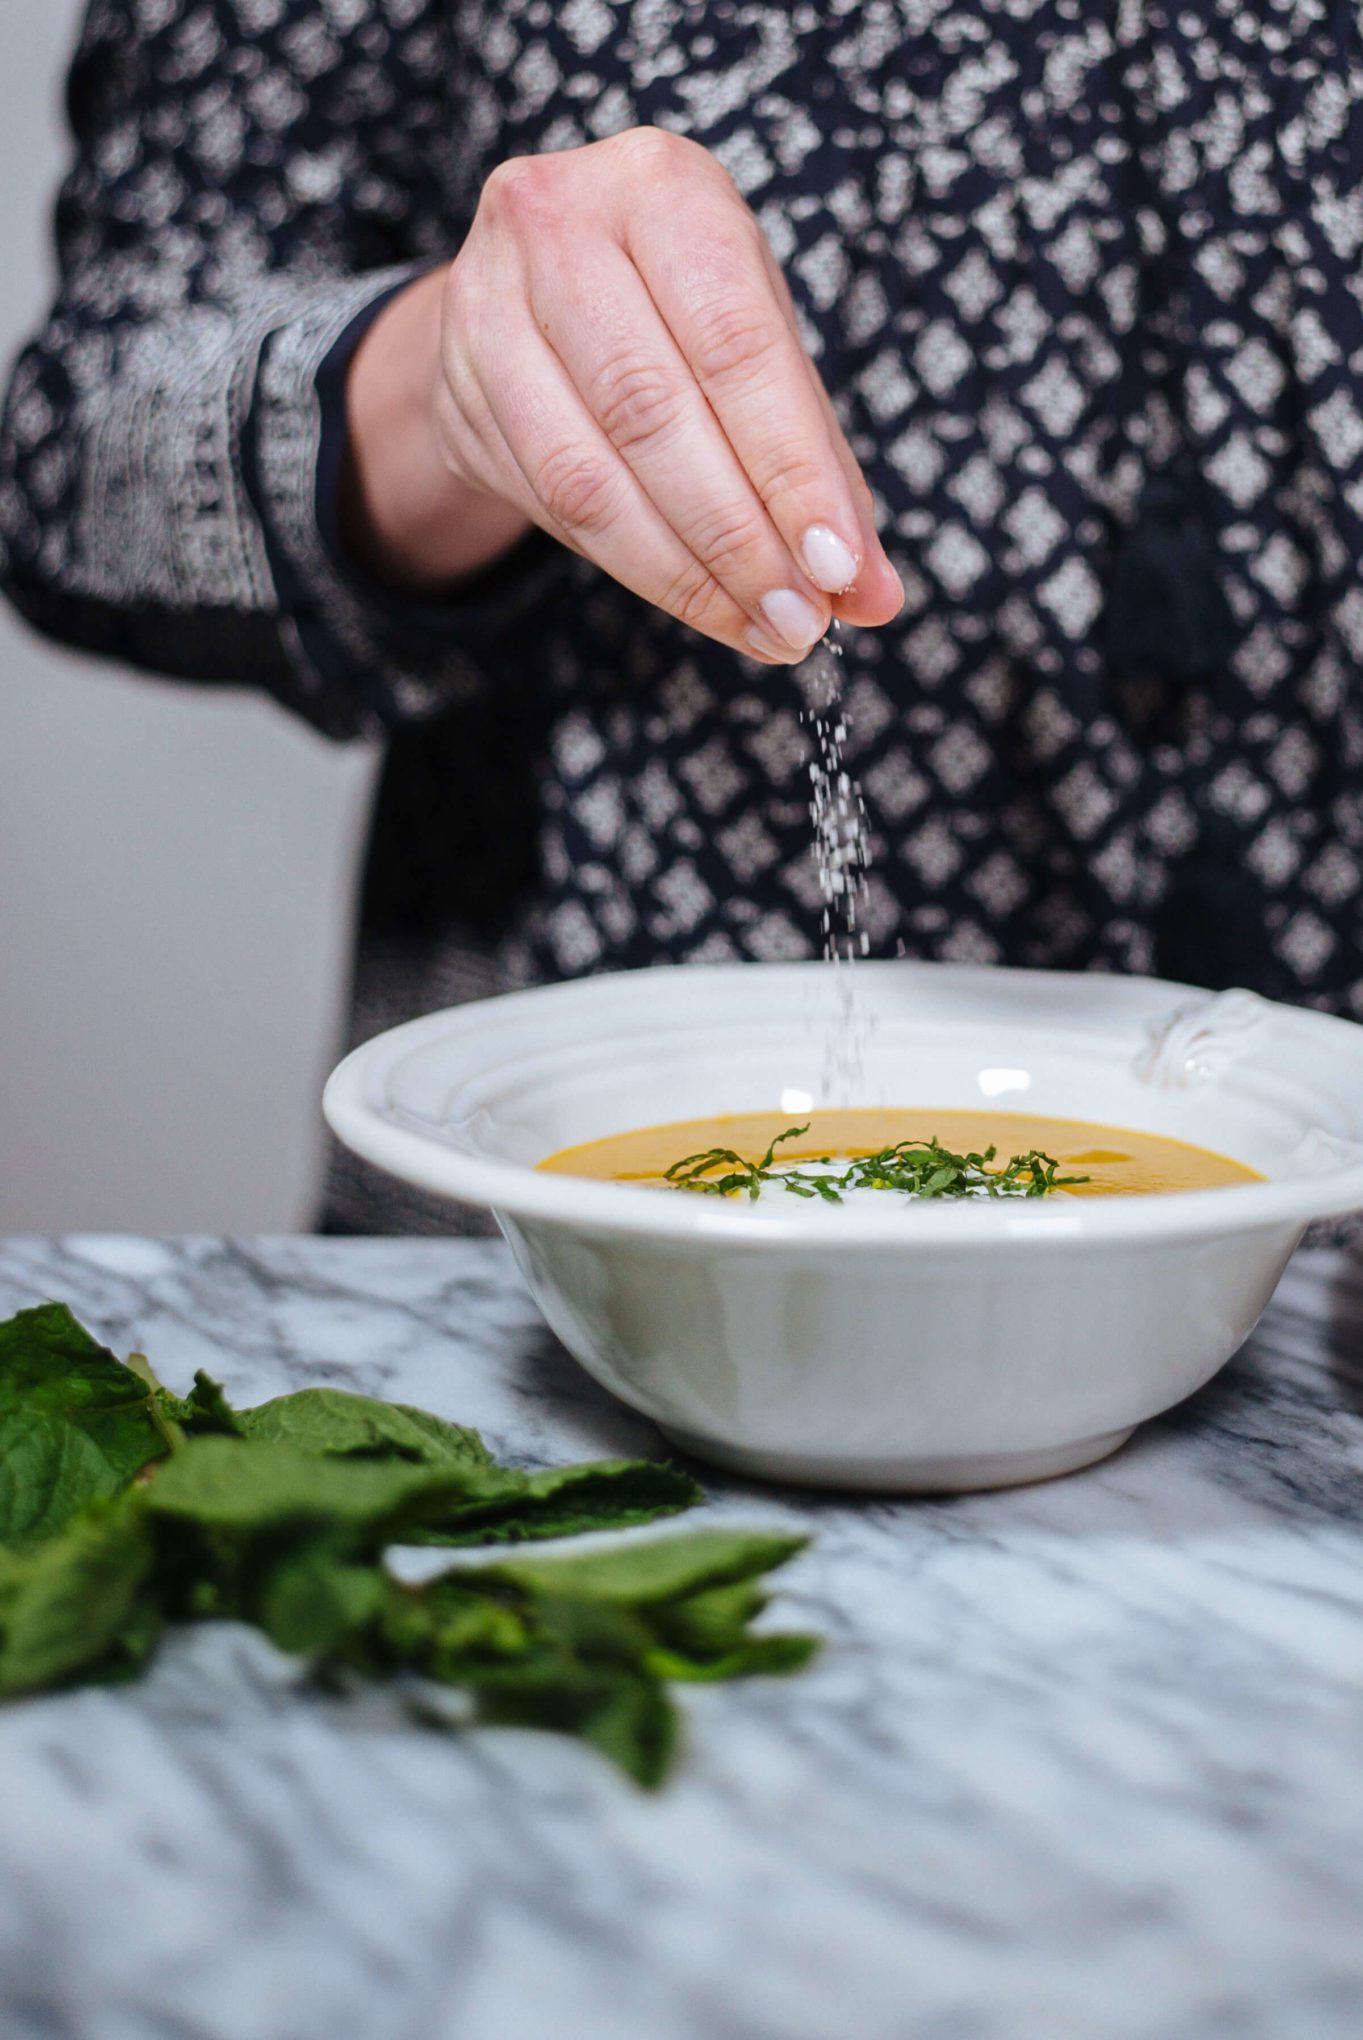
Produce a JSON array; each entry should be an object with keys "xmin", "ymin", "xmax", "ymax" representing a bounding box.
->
[
  {"xmin": 592, "ymin": 356, "xmax": 687, "ymax": 451},
  {"xmin": 611, "ymin": 124, "xmax": 698, "ymax": 179},
  {"xmin": 689, "ymin": 297, "xmax": 780, "ymax": 384},
  {"xmin": 749, "ymin": 438, "xmax": 826, "ymax": 503},
  {"xmin": 532, "ymin": 443, "xmax": 621, "ymax": 534},
  {"xmin": 482, "ymin": 153, "xmax": 556, "ymax": 228},
  {"xmin": 659, "ymin": 558, "xmax": 733, "ymax": 637},
  {"xmin": 688, "ymin": 501, "xmax": 771, "ymax": 583}
]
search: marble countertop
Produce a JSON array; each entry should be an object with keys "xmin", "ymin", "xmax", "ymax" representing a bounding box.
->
[{"xmin": 1, "ymin": 1236, "xmax": 1361, "ymax": 2040}]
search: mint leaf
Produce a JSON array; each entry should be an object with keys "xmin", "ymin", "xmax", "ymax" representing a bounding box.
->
[
  {"xmin": 646, "ymin": 1573, "xmax": 819, "ymax": 1682},
  {"xmin": 149, "ymin": 1368, "xmax": 244, "ymax": 1439},
  {"xmin": 143, "ymin": 1437, "xmax": 494, "ymax": 1540},
  {"xmin": 0, "ymin": 1416, "xmax": 128, "ymax": 1548},
  {"xmin": 0, "ymin": 1304, "xmax": 819, "ymax": 1786},
  {"xmin": 236, "ymin": 1387, "xmax": 490, "ymax": 1468},
  {"xmin": 255, "ymin": 1548, "xmax": 389, "ymax": 1657},
  {"xmin": 0, "ymin": 1497, "xmax": 159, "ymax": 1698},
  {"xmin": 410, "ymin": 1459, "xmax": 702, "ymax": 1547},
  {"xmin": 383, "ymin": 1598, "xmax": 528, "ymax": 1675},
  {"xmin": 180, "ymin": 1371, "xmax": 245, "ymax": 1437},
  {"xmin": 470, "ymin": 1663, "xmax": 679, "ymax": 1788},
  {"xmin": 219, "ymin": 1392, "xmax": 699, "ymax": 1546},
  {"xmin": 361, "ymin": 1531, "xmax": 817, "ymax": 1786},
  {"xmin": 480, "ymin": 1533, "xmax": 817, "ymax": 1695},
  {"xmin": 0, "ymin": 1304, "xmax": 143, "ymax": 1416},
  {"xmin": 366, "ymin": 1569, "xmax": 681, "ymax": 1784},
  {"xmin": 0, "ymin": 1305, "xmax": 170, "ymax": 1542},
  {"xmin": 481, "ymin": 1529, "xmax": 809, "ymax": 1605}
]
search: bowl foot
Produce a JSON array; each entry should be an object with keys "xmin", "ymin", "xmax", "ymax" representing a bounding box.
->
[{"xmin": 654, "ymin": 1423, "xmax": 1138, "ymax": 1495}]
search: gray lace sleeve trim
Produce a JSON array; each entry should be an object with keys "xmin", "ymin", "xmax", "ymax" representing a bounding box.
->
[{"xmin": 248, "ymin": 274, "xmax": 569, "ymax": 739}]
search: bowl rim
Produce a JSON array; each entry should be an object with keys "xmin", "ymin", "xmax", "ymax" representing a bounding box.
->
[{"xmin": 323, "ymin": 961, "xmax": 1363, "ymax": 1249}]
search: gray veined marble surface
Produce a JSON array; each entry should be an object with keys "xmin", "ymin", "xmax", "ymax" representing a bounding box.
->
[{"xmin": 1, "ymin": 1237, "xmax": 1362, "ymax": 2040}]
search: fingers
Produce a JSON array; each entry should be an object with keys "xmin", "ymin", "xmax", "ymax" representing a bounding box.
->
[
  {"xmin": 624, "ymin": 182, "xmax": 902, "ymax": 626},
  {"xmin": 446, "ymin": 131, "xmax": 902, "ymax": 660},
  {"xmin": 441, "ymin": 304, "xmax": 794, "ymax": 662},
  {"xmin": 532, "ymin": 240, "xmax": 833, "ymax": 659},
  {"xmin": 758, "ymin": 243, "xmax": 905, "ymax": 629}
]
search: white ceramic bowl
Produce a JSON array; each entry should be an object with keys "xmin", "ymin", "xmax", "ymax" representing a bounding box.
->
[{"xmin": 324, "ymin": 962, "xmax": 1363, "ymax": 1492}]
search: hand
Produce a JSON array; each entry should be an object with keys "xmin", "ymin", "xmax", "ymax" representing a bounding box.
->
[{"xmin": 345, "ymin": 128, "xmax": 903, "ymax": 661}]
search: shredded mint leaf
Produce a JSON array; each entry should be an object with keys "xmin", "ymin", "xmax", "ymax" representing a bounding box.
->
[{"xmin": 664, "ymin": 1126, "xmax": 1090, "ymax": 1202}]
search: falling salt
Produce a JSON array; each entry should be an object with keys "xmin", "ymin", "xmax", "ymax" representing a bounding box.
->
[{"xmin": 799, "ymin": 622, "xmax": 875, "ymax": 1102}]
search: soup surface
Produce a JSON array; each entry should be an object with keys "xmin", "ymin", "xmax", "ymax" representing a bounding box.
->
[{"xmin": 538, "ymin": 1110, "xmax": 1261, "ymax": 1199}]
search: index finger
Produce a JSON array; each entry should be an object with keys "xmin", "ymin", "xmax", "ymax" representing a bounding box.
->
[
  {"xmin": 624, "ymin": 198, "xmax": 902, "ymax": 624},
  {"xmin": 756, "ymin": 240, "xmax": 905, "ymax": 632}
]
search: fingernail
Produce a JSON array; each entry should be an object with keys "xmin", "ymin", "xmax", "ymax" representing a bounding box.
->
[
  {"xmin": 800, "ymin": 524, "xmax": 860, "ymax": 592},
  {"xmin": 759, "ymin": 587, "xmax": 824, "ymax": 649},
  {"xmin": 745, "ymin": 625, "xmax": 793, "ymax": 661}
]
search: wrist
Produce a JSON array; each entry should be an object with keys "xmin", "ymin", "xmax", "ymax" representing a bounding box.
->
[{"xmin": 340, "ymin": 266, "xmax": 530, "ymax": 592}]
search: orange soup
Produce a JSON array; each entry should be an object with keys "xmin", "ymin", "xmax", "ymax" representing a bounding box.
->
[{"xmin": 539, "ymin": 1110, "xmax": 1261, "ymax": 1199}]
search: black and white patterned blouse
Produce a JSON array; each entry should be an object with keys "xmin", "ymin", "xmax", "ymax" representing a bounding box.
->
[{"xmin": 3, "ymin": 1, "xmax": 1363, "ymax": 1228}]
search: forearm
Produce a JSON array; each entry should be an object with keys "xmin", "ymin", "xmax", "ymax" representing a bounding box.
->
[
  {"xmin": 0, "ymin": 0, "xmax": 549, "ymax": 737},
  {"xmin": 339, "ymin": 266, "xmax": 532, "ymax": 592},
  {"xmin": 0, "ymin": 273, "xmax": 407, "ymax": 683}
]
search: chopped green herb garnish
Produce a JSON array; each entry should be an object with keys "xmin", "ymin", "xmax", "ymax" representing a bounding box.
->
[{"xmin": 664, "ymin": 1126, "xmax": 1089, "ymax": 1203}]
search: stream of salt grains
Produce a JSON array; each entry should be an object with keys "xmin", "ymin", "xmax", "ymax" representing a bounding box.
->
[{"xmin": 800, "ymin": 623, "xmax": 876, "ymax": 1102}]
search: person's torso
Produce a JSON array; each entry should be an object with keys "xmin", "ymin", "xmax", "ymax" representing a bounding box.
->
[{"xmin": 413, "ymin": 4, "xmax": 1363, "ymax": 1013}]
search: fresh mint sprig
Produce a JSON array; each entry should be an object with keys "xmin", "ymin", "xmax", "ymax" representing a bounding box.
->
[{"xmin": 0, "ymin": 1303, "xmax": 815, "ymax": 1786}]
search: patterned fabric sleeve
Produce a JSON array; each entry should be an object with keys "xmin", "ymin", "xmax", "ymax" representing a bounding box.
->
[{"xmin": 0, "ymin": 0, "xmax": 551, "ymax": 739}]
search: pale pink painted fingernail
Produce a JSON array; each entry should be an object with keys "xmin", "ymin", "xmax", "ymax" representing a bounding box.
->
[
  {"xmin": 759, "ymin": 587, "xmax": 824, "ymax": 649},
  {"xmin": 800, "ymin": 524, "xmax": 860, "ymax": 592},
  {"xmin": 745, "ymin": 625, "xmax": 793, "ymax": 661}
]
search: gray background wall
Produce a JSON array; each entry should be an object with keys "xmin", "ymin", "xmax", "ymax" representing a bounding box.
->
[{"xmin": 0, "ymin": 0, "xmax": 381, "ymax": 1231}]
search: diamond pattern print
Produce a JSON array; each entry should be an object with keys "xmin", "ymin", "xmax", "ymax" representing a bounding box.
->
[{"xmin": 1, "ymin": 0, "xmax": 1362, "ymax": 1040}]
